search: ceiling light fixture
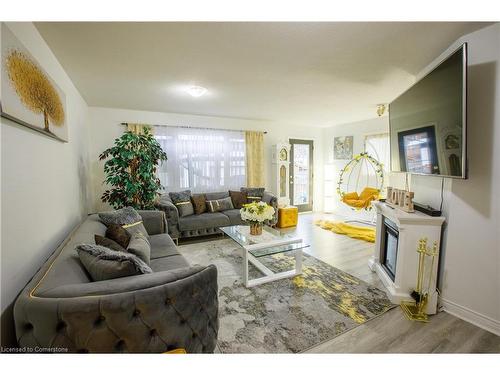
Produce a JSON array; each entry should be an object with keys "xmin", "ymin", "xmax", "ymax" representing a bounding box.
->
[
  {"xmin": 186, "ymin": 85, "xmax": 208, "ymax": 98},
  {"xmin": 376, "ymin": 104, "xmax": 387, "ymax": 117}
]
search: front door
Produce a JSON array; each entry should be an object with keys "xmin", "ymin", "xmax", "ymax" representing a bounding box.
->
[{"xmin": 289, "ymin": 139, "xmax": 313, "ymax": 212}]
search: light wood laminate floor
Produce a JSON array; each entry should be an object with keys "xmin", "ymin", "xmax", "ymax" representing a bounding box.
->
[
  {"xmin": 283, "ymin": 213, "xmax": 500, "ymax": 353},
  {"xmin": 184, "ymin": 212, "xmax": 500, "ymax": 353}
]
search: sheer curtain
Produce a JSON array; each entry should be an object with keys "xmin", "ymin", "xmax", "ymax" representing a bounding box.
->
[
  {"xmin": 365, "ymin": 133, "xmax": 390, "ymax": 174},
  {"xmin": 155, "ymin": 126, "xmax": 246, "ymax": 193}
]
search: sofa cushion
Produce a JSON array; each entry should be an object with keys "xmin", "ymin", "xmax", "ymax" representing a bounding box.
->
[
  {"xmin": 105, "ymin": 224, "xmax": 131, "ymax": 248},
  {"xmin": 229, "ymin": 190, "xmax": 248, "ymax": 209},
  {"xmin": 123, "ymin": 221, "xmax": 149, "ymax": 238},
  {"xmin": 76, "ymin": 244, "xmax": 152, "ymax": 281},
  {"xmin": 95, "ymin": 234, "xmax": 126, "ymax": 252},
  {"xmin": 191, "ymin": 193, "xmax": 207, "ymax": 215},
  {"xmin": 149, "ymin": 233, "xmax": 179, "ymax": 259},
  {"xmin": 206, "ymin": 196, "xmax": 234, "ymax": 213},
  {"xmin": 204, "ymin": 191, "xmax": 229, "ymax": 201},
  {"xmin": 150, "ymin": 254, "xmax": 190, "ymax": 272},
  {"xmin": 98, "ymin": 206, "xmax": 142, "ymax": 226},
  {"xmin": 169, "ymin": 190, "xmax": 194, "ymax": 217},
  {"xmin": 222, "ymin": 209, "xmax": 245, "ymax": 225},
  {"xmin": 241, "ymin": 187, "xmax": 265, "ymax": 202},
  {"xmin": 126, "ymin": 232, "xmax": 151, "ymax": 265},
  {"xmin": 178, "ymin": 212, "xmax": 230, "ymax": 231}
]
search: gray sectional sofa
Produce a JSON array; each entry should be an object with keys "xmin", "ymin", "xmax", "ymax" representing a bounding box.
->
[
  {"xmin": 157, "ymin": 190, "xmax": 278, "ymax": 241},
  {"xmin": 13, "ymin": 211, "xmax": 219, "ymax": 353}
]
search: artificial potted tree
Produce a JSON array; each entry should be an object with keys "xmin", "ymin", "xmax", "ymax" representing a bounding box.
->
[{"xmin": 99, "ymin": 128, "xmax": 167, "ymax": 209}]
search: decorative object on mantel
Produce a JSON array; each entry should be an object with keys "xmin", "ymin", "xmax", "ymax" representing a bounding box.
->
[
  {"xmin": 334, "ymin": 136, "xmax": 353, "ymax": 160},
  {"xmin": 99, "ymin": 128, "xmax": 167, "ymax": 209},
  {"xmin": 400, "ymin": 238, "xmax": 439, "ymax": 322},
  {"xmin": 240, "ymin": 201, "xmax": 275, "ymax": 235},
  {"xmin": 369, "ymin": 201, "xmax": 445, "ymax": 315},
  {"xmin": 385, "ymin": 186, "xmax": 415, "ymax": 212},
  {"xmin": 1, "ymin": 24, "xmax": 68, "ymax": 142}
]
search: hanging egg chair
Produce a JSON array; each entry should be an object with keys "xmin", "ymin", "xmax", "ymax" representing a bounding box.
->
[{"xmin": 336, "ymin": 152, "xmax": 384, "ymax": 212}]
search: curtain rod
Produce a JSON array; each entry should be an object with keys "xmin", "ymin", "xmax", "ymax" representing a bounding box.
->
[{"xmin": 120, "ymin": 122, "xmax": 267, "ymax": 134}]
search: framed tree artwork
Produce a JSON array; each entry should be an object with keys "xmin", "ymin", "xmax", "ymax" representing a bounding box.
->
[{"xmin": 1, "ymin": 24, "xmax": 68, "ymax": 142}]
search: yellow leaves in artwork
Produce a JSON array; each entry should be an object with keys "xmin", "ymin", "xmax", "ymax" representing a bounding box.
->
[{"xmin": 5, "ymin": 49, "xmax": 65, "ymax": 130}]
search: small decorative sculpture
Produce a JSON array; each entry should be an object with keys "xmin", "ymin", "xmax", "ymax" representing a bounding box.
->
[{"xmin": 385, "ymin": 186, "xmax": 415, "ymax": 213}]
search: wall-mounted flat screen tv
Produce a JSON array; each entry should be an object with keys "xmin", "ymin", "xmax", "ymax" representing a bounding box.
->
[{"xmin": 389, "ymin": 43, "xmax": 467, "ymax": 178}]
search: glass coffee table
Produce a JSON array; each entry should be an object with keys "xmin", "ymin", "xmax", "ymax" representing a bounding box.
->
[{"xmin": 219, "ymin": 225, "xmax": 309, "ymax": 287}]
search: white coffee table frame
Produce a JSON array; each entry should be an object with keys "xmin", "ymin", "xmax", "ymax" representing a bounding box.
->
[{"xmin": 220, "ymin": 226, "xmax": 306, "ymax": 288}]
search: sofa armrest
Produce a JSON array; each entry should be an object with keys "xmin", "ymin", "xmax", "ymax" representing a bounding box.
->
[
  {"xmin": 37, "ymin": 265, "xmax": 214, "ymax": 298},
  {"xmin": 14, "ymin": 265, "xmax": 219, "ymax": 353},
  {"xmin": 155, "ymin": 195, "xmax": 180, "ymax": 239},
  {"xmin": 263, "ymin": 191, "xmax": 279, "ymax": 225},
  {"xmin": 137, "ymin": 210, "xmax": 166, "ymax": 235}
]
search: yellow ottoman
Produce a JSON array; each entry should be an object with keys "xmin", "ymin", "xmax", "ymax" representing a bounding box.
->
[{"xmin": 277, "ymin": 206, "xmax": 298, "ymax": 228}]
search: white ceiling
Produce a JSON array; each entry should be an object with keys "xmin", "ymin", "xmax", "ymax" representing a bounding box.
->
[{"xmin": 35, "ymin": 22, "xmax": 489, "ymax": 127}]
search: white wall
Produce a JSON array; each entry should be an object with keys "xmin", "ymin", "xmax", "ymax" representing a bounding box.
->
[
  {"xmin": 391, "ymin": 23, "xmax": 500, "ymax": 334},
  {"xmin": 323, "ymin": 116, "xmax": 389, "ymax": 219},
  {"xmin": 87, "ymin": 106, "xmax": 324, "ymax": 213},
  {"xmin": 0, "ymin": 23, "xmax": 91, "ymax": 346}
]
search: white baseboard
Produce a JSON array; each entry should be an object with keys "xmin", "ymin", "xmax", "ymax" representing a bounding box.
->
[{"xmin": 440, "ymin": 298, "xmax": 500, "ymax": 337}]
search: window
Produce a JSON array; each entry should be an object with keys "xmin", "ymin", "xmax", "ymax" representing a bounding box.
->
[{"xmin": 155, "ymin": 126, "xmax": 246, "ymax": 193}]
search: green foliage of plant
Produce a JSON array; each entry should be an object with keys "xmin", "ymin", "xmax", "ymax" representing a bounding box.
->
[{"xmin": 99, "ymin": 129, "xmax": 167, "ymax": 209}]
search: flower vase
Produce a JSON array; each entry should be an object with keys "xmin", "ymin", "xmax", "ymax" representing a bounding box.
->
[{"xmin": 250, "ymin": 222, "xmax": 263, "ymax": 235}]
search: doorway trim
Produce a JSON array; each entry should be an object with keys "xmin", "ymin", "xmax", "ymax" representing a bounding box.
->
[{"xmin": 289, "ymin": 138, "xmax": 314, "ymax": 212}]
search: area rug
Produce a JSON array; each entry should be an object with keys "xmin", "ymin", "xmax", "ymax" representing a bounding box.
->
[
  {"xmin": 315, "ymin": 220, "xmax": 376, "ymax": 243},
  {"xmin": 178, "ymin": 238, "xmax": 393, "ymax": 353}
]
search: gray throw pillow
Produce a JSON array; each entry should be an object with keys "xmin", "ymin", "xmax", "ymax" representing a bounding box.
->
[
  {"xmin": 206, "ymin": 196, "xmax": 234, "ymax": 213},
  {"xmin": 76, "ymin": 244, "xmax": 152, "ymax": 281},
  {"xmin": 126, "ymin": 232, "xmax": 151, "ymax": 265},
  {"xmin": 169, "ymin": 190, "xmax": 194, "ymax": 217},
  {"xmin": 99, "ymin": 207, "xmax": 149, "ymax": 238},
  {"xmin": 241, "ymin": 187, "xmax": 265, "ymax": 202},
  {"xmin": 98, "ymin": 206, "xmax": 142, "ymax": 226}
]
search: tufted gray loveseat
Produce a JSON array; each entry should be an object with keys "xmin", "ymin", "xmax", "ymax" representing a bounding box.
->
[
  {"xmin": 13, "ymin": 211, "xmax": 219, "ymax": 353},
  {"xmin": 157, "ymin": 190, "xmax": 278, "ymax": 241}
]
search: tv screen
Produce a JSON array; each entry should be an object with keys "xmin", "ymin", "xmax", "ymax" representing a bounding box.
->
[{"xmin": 389, "ymin": 43, "xmax": 467, "ymax": 178}]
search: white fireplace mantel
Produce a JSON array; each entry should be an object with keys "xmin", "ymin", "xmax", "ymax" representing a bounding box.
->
[{"xmin": 369, "ymin": 201, "xmax": 445, "ymax": 314}]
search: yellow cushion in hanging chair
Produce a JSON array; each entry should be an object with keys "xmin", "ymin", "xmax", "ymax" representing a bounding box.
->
[{"xmin": 342, "ymin": 187, "xmax": 380, "ymax": 210}]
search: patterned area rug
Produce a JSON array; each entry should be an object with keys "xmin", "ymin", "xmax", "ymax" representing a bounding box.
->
[{"xmin": 178, "ymin": 238, "xmax": 394, "ymax": 353}]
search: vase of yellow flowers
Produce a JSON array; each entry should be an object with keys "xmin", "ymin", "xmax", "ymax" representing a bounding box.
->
[{"xmin": 240, "ymin": 201, "xmax": 275, "ymax": 235}]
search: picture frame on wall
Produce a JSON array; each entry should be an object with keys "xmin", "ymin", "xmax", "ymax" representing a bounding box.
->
[
  {"xmin": 1, "ymin": 24, "xmax": 68, "ymax": 142},
  {"xmin": 334, "ymin": 136, "xmax": 353, "ymax": 160}
]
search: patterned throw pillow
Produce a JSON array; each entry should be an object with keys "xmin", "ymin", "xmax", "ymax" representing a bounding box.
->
[
  {"xmin": 229, "ymin": 190, "xmax": 248, "ymax": 209},
  {"xmin": 98, "ymin": 206, "xmax": 142, "ymax": 226},
  {"xmin": 191, "ymin": 194, "xmax": 207, "ymax": 215},
  {"xmin": 126, "ymin": 232, "xmax": 151, "ymax": 265},
  {"xmin": 206, "ymin": 196, "xmax": 234, "ymax": 213},
  {"xmin": 95, "ymin": 234, "xmax": 126, "ymax": 252},
  {"xmin": 169, "ymin": 190, "xmax": 195, "ymax": 217},
  {"xmin": 105, "ymin": 224, "xmax": 131, "ymax": 248},
  {"xmin": 241, "ymin": 187, "xmax": 265, "ymax": 202},
  {"xmin": 76, "ymin": 244, "xmax": 152, "ymax": 281},
  {"xmin": 99, "ymin": 206, "xmax": 149, "ymax": 238}
]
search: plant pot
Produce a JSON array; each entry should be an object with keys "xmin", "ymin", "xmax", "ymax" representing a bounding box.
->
[{"xmin": 250, "ymin": 222, "xmax": 263, "ymax": 235}]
